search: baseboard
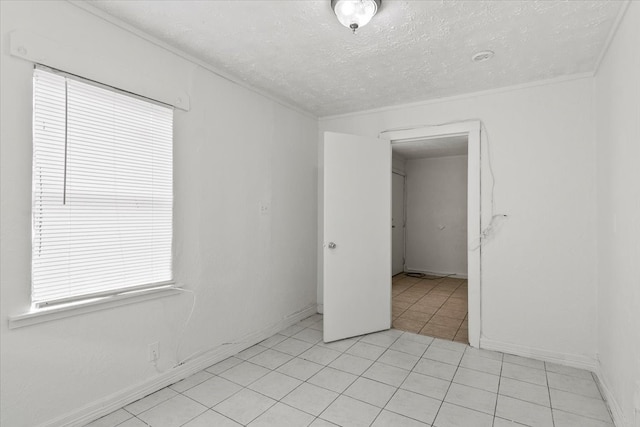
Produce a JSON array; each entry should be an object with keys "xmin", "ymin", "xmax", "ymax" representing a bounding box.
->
[
  {"xmin": 317, "ymin": 303, "xmax": 324, "ymax": 314},
  {"xmin": 594, "ymin": 361, "xmax": 628, "ymax": 427},
  {"xmin": 40, "ymin": 303, "xmax": 317, "ymax": 427},
  {"xmin": 480, "ymin": 337, "xmax": 597, "ymax": 371},
  {"xmin": 405, "ymin": 268, "xmax": 468, "ymax": 280}
]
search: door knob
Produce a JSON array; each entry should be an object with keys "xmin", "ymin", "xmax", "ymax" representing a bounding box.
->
[{"xmin": 328, "ymin": 242, "xmax": 337, "ymax": 249}]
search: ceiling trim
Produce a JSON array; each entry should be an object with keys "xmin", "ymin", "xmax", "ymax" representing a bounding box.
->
[
  {"xmin": 67, "ymin": 0, "xmax": 318, "ymax": 120},
  {"xmin": 319, "ymin": 72, "xmax": 594, "ymax": 121},
  {"xmin": 593, "ymin": 0, "xmax": 632, "ymax": 76}
]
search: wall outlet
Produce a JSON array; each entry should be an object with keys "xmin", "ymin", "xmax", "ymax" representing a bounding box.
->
[{"xmin": 148, "ymin": 342, "xmax": 159, "ymax": 363}]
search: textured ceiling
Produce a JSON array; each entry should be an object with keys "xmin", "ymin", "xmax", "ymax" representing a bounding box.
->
[
  {"xmin": 87, "ymin": 0, "xmax": 623, "ymax": 117},
  {"xmin": 393, "ymin": 135, "xmax": 468, "ymax": 159}
]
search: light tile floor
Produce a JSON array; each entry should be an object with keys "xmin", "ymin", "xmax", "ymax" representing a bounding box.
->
[
  {"xmin": 392, "ymin": 274, "xmax": 469, "ymax": 343},
  {"xmin": 88, "ymin": 314, "xmax": 614, "ymax": 427}
]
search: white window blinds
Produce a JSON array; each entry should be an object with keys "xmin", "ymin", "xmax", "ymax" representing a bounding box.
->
[{"xmin": 32, "ymin": 67, "xmax": 173, "ymax": 307}]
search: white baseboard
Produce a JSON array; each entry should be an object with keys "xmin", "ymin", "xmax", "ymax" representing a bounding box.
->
[
  {"xmin": 480, "ymin": 337, "xmax": 597, "ymax": 371},
  {"xmin": 594, "ymin": 361, "xmax": 628, "ymax": 427},
  {"xmin": 317, "ymin": 303, "xmax": 323, "ymax": 314},
  {"xmin": 41, "ymin": 303, "xmax": 317, "ymax": 427},
  {"xmin": 405, "ymin": 268, "xmax": 468, "ymax": 280}
]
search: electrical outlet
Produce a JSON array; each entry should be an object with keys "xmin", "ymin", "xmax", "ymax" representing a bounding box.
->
[{"xmin": 148, "ymin": 342, "xmax": 159, "ymax": 362}]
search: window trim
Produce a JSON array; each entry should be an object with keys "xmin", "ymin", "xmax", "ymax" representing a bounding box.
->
[{"xmin": 9, "ymin": 284, "xmax": 182, "ymax": 329}]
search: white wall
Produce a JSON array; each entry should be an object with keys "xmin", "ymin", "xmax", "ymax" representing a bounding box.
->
[
  {"xmin": 594, "ymin": 3, "xmax": 640, "ymax": 426},
  {"xmin": 0, "ymin": 2, "xmax": 318, "ymax": 426},
  {"xmin": 319, "ymin": 76, "xmax": 598, "ymax": 365},
  {"xmin": 405, "ymin": 155, "xmax": 468, "ymax": 277}
]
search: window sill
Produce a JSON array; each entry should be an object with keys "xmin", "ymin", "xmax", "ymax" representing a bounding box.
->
[{"xmin": 8, "ymin": 285, "xmax": 182, "ymax": 329}]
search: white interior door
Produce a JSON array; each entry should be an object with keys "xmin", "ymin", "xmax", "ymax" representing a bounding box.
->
[
  {"xmin": 323, "ymin": 131, "xmax": 391, "ymax": 342},
  {"xmin": 392, "ymin": 172, "xmax": 405, "ymax": 276}
]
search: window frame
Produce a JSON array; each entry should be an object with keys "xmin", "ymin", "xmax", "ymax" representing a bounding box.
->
[{"xmin": 30, "ymin": 65, "xmax": 175, "ymax": 309}]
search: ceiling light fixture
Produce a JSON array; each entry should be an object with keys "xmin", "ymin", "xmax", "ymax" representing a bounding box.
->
[
  {"xmin": 331, "ymin": 0, "xmax": 380, "ymax": 34},
  {"xmin": 472, "ymin": 50, "xmax": 495, "ymax": 62}
]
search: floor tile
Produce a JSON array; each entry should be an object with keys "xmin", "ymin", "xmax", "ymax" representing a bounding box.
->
[
  {"xmin": 183, "ymin": 376, "xmax": 243, "ymax": 407},
  {"xmin": 248, "ymin": 371, "xmax": 303, "ymax": 400},
  {"xmin": 433, "ymin": 402, "xmax": 493, "ymax": 427},
  {"xmin": 549, "ymin": 389, "xmax": 612, "ymax": 423},
  {"xmin": 413, "ymin": 358, "xmax": 458, "ymax": 381},
  {"xmin": 393, "ymin": 318, "xmax": 426, "ymax": 333},
  {"xmin": 445, "ymin": 383, "xmax": 497, "ymax": 415},
  {"xmin": 260, "ymin": 334, "xmax": 288, "ymax": 348},
  {"xmin": 299, "ymin": 345, "xmax": 342, "ymax": 365},
  {"xmin": 277, "ymin": 357, "xmax": 324, "ymax": 381},
  {"xmin": 359, "ymin": 331, "xmax": 400, "ymax": 348},
  {"xmin": 124, "ymin": 387, "xmax": 178, "ymax": 415},
  {"xmin": 378, "ymin": 349, "xmax": 420, "ymax": 371},
  {"xmin": 137, "ymin": 394, "xmax": 207, "ymax": 427},
  {"xmin": 424, "ymin": 346, "xmax": 464, "ymax": 366},
  {"xmin": 214, "ymin": 388, "xmax": 277, "ymax": 425},
  {"xmin": 308, "ymin": 320, "xmax": 324, "ymax": 331},
  {"xmin": 219, "ymin": 361, "xmax": 271, "ymax": 386},
  {"xmin": 390, "ymin": 337, "xmax": 430, "ymax": 357},
  {"xmin": 249, "ymin": 348, "xmax": 294, "ymax": 370},
  {"xmin": 273, "ymin": 338, "xmax": 315, "ymax": 356},
  {"xmin": 279, "ymin": 324, "xmax": 305, "ymax": 337},
  {"xmin": 546, "ymin": 371, "xmax": 602, "ymax": 399},
  {"xmin": 492, "ymin": 417, "xmax": 529, "ymax": 426},
  {"xmin": 169, "ymin": 370, "xmax": 213, "ymax": 393},
  {"xmin": 453, "ymin": 367, "xmax": 500, "ymax": 393},
  {"xmin": 501, "ymin": 362, "xmax": 547, "ymax": 386},
  {"xmin": 363, "ymin": 362, "xmax": 410, "ymax": 387},
  {"xmin": 281, "ymin": 382, "xmax": 339, "ymax": 416},
  {"xmin": 495, "ymin": 395, "xmax": 554, "ymax": 427},
  {"xmin": 399, "ymin": 310, "xmax": 435, "ymax": 323},
  {"xmin": 309, "ymin": 419, "xmax": 338, "ymax": 427},
  {"xmin": 544, "ymin": 362, "xmax": 594, "ymax": 380},
  {"xmin": 298, "ymin": 316, "xmax": 320, "ymax": 327},
  {"xmin": 237, "ymin": 345, "xmax": 268, "ymax": 360},
  {"xmin": 401, "ymin": 371, "xmax": 451, "ymax": 400},
  {"xmin": 293, "ymin": 328, "xmax": 324, "ymax": 344},
  {"xmin": 420, "ymin": 324, "xmax": 458, "ymax": 340},
  {"xmin": 503, "ymin": 354, "xmax": 545, "ymax": 370},
  {"xmin": 401, "ymin": 332, "xmax": 434, "ymax": 346},
  {"xmin": 205, "ymin": 357, "xmax": 243, "ymax": 375},
  {"xmin": 371, "ymin": 409, "xmax": 430, "ymax": 426},
  {"xmin": 328, "ymin": 353, "xmax": 374, "ymax": 375},
  {"xmin": 320, "ymin": 395, "xmax": 381, "ymax": 427},
  {"xmin": 464, "ymin": 347, "xmax": 503, "ymax": 362},
  {"xmin": 459, "ymin": 353, "xmax": 502, "ymax": 375},
  {"xmin": 346, "ymin": 341, "xmax": 387, "ymax": 360},
  {"xmin": 248, "ymin": 402, "xmax": 315, "ymax": 427},
  {"xmin": 430, "ymin": 338, "xmax": 468, "ymax": 353},
  {"xmin": 116, "ymin": 419, "xmax": 148, "ymax": 427},
  {"xmin": 85, "ymin": 409, "xmax": 132, "ymax": 427},
  {"xmin": 343, "ymin": 377, "xmax": 397, "ymax": 407},
  {"xmin": 499, "ymin": 377, "xmax": 550, "ymax": 407},
  {"xmin": 308, "ymin": 366, "xmax": 358, "ymax": 393},
  {"xmin": 183, "ymin": 410, "xmax": 242, "ymax": 427},
  {"xmin": 384, "ymin": 389, "xmax": 441, "ymax": 425},
  {"xmin": 552, "ymin": 409, "xmax": 614, "ymax": 427},
  {"xmin": 317, "ymin": 336, "xmax": 359, "ymax": 352}
]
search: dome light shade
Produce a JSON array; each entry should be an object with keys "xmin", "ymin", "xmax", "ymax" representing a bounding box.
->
[{"xmin": 331, "ymin": 0, "xmax": 381, "ymax": 33}]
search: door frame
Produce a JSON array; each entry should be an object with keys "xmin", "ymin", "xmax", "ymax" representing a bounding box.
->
[
  {"xmin": 391, "ymin": 170, "xmax": 406, "ymax": 276},
  {"xmin": 382, "ymin": 121, "xmax": 481, "ymax": 348}
]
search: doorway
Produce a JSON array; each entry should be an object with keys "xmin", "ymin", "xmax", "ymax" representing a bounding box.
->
[
  {"xmin": 390, "ymin": 135, "xmax": 469, "ymax": 342},
  {"xmin": 384, "ymin": 121, "xmax": 481, "ymax": 348},
  {"xmin": 321, "ymin": 121, "xmax": 481, "ymax": 348}
]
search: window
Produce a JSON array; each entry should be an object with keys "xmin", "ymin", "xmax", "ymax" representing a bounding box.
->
[{"xmin": 32, "ymin": 66, "xmax": 173, "ymax": 307}]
